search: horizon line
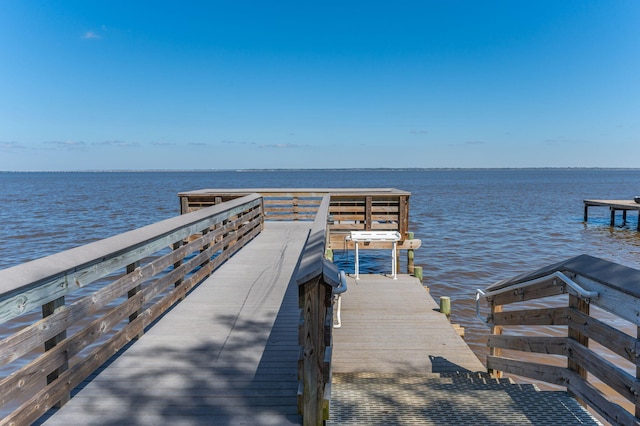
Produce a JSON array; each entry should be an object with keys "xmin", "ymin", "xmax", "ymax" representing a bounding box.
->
[{"xmin": 2, "ymin": 167, "xmax": 640, "ymax": 173}]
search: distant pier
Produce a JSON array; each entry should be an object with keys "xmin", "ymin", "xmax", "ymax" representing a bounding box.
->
[{"xmin": 583, "ymin": 199, "xmax": 640, "ymax": 230}]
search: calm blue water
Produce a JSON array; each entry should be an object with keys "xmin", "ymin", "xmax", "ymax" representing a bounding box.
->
[{"xmin": 2, "ymin": 169, "xmax": 640, "ymax": 362}]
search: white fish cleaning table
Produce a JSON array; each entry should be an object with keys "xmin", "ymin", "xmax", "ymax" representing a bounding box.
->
[{"xmin": 346, "ymin": 231, "xmax": 402, "ymax": 279}]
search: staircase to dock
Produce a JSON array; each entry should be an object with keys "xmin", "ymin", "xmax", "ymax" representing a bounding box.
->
[
  {"xmin": 328, "ymin": 274, "xmax": 602, "ymax": 426},
  {"xmin": 329, "ymin": 371, "xmax": 600, "ymax": 425}
]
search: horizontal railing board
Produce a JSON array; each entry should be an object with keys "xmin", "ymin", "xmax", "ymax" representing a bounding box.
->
[
  {"xmin": 488, "ymin": 278, "xmax": 566, "ymax": 306},
  {"xmin": 0, "ymin": 195, "xmax": 262, "ymax": 325},
  {"xmin": 490, "ymin": 307, "xmax": 569, "ymax": 326},
  {"xmin": 0, "ymin": 196, "xmax": 264, "ymax": 423},
  {"xmin": 486, "ymin": 335, "xmax": 568, "ymax": 355},
  {"xmin": 567, "ymin": 339, "xmax": 638, "ymax": 404},
  {"xmin": 566, "ymin": 308, "xmax": 639, "ymax": 364},
  {"xmin": 6, "ymin": 219, "xmax": 263, "ymax": 425}
]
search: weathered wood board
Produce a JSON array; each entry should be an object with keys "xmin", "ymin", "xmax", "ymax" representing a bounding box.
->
[
  {"xmin": 331, "ymin": 274, "xmax": 484, "ymax": 374},
  {"xmin": 38, "ymin": 222, "xmax": 311, "ymax": 426}
]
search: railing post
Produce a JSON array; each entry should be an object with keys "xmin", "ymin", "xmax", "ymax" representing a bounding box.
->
[
  {"xmin": 488, "ymin": 303, "xmax": 503, "ymax": 378},
  {"xmin": 637, "ymin": 326, "xmax": 640, "ymax": 419},
  {"xmin": 126, "ymin": 261, "xmax": 144, "ymax": 339},
  {"xmin": 172, "ymin": 241, "xmax": 185, "ymax": 300},
  {"xmin": 43, "ymin": 296, "xmax": 70, "ymax": 407},
  {"xmin": 365, "ymin": 196, "xmax": 372, "ymax": 231},
  {"xmin": 568, "ymin": 294, "xmax": 589, "ymax": 405},
  {"xmin": 293, "ymin": 196, "xmax": 299, "ymax": 221},
  {"xmin": 407, "ymin": 232, "xmax": 415, "ymax": 274}
]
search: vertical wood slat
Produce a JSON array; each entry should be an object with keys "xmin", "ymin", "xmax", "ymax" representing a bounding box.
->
[
  {"xmin": 489, "ymin": 303, "xmax": 503, "ymax": 378},
  {"xmin": 42, "ymin": 296, "xmax": 70, "ymax": 408},
  {"xmin": 126, "ymin": 261, "xmax": 144, "ymax": 340},
  {"xmin": 636, "ymin": 325, "xmax": 640, "ymax": 419},
  {"xmin": 567, "ymin": 294, "xmax": 589, "ymax": 406},
  {"xmin": 172, "ymin": 241, "xmax": 184, "ymax": 292},
  {"xmin": 407, "ymin": 231, "xmax": 415, "ymax": 274},
  {"xmin": 399, "ymin": 195, "xmax": 408, "ymax": 238},
  {"xmin": 180, "ymin": 196, "xmax": 189, "ymax": 215},
  {"xmin": 293, "ymin": 196, "xmax": 299, "ymax": 221},
  {"xmin": 365, "ymin": 196, "xmax": 372, "ymax": 231}
]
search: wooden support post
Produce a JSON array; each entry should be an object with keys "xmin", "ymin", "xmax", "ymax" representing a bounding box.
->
[
  {"xmin": 568, "ymin": 294, "xmax": 589, "ymax": 406},
  {"xmin": 365, "ymin": 196, "xmax": 372, "ymax": 231},
  {"xmin": 489, "ymin": 303, "xmax": 503, "ymax": 378},
  {"xmin": 638, "ymin": 212, "xmax": 640, "ymax": 231},
  {"xmin": 325, "ymin": 248, "xmax": 333, "ymax": 262},
  {"xmin": 440, "ymin": 296, "xmax": 451, "ymax": 320},
  {"xmin": 399, "ymin": 195, "xmax": 409, "ymax": 237},
  {"xmin": 407, "ymin": 232, "xmax": 415, "ymax": 274},
  {"xmin": 610, "ymin": 208, "xmax": 616, "ymax": 227},
  {"xmin": 414, "ymin": 265, "xmax": 423, "ymax": 284},
  {"xmin": 172, "ymin": 241, "xmax": 185, "ymax": 300},
  {"xmin": 583, "ymin": 204, "xmax": 588, "ymax": 222},
  {"xmin": 637, "ymin": 325, "xmax": 640, "ymax": 419},
  {"xmin": 299, "ymin": 277, "xmax": 330, "ymax": 426},
  {"xmin": 201, "ymin": 227, "xmax": 211, "ymax": 270},
  {"xmin": 180, "ymin": 196, "xmax": 189, "ymax": 215},
  {"xmin": 43, "ymin": 296, "xmax": 70, "ymax": 407},
  {"xmin": 126, "ymin": 261, "xmax": 144, "ymax": 339},
  {"xmin": 623, "ymin": 210, "xmax": 628, "ymax": 224}
]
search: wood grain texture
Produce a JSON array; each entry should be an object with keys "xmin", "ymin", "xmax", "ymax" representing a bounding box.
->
[
  {"xmin": 36, "ymin": 222, "xmax": 310, "ymax": 426},
  {"xmin": 331, "ymin": 274, "xmax": 484, "ymax": 375}
]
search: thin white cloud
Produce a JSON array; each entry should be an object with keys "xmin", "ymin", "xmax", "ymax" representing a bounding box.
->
[
  {"xmin": 410, "ymin": 129, "xmax": 429, "ymax": 135},
  {"xmin": 82, "ymin": 31, "xmax": 101, "ymax": 40},
  {"xmin": 0, "ymin": 141, "xmax": 26, "ymax": 150},
  {"xmin": 259, "ymin": 143, "xmax": 306, "ymax": 149},
  {"xmin": 151, "ymin": 141, "xmax": 176, "ymax": 146},
  {"xmin": 45, "ymin": 140, "xmax": 87, "ymax": 150},
  {"xmin": 466, "ymin": 141, "xmax": 484, "ymax": 145},
  {"xmin": 222, "ymin": 140, "xmax": 256, "ymax": 145},
  {"xmin": 93, "ymin": 140, "xmax": 139, "ymax": 147}
]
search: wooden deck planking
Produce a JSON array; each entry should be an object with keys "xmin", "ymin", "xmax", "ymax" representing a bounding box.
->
[
  {"xmin": 332, "ymin": 274, "xmax": 485, "ymax": 375},
  {"xmin": 38, "ymin": 221, "xmax": 310, "ymax": 426}
]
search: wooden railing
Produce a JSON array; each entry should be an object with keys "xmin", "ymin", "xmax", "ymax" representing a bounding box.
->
[
  {"xmin": 179, "ymin": 189, "xmax": 326, "ymax": 221},
  {"xmin": 0, "ymin": 194, "xmax": 264, "ymax": 425},
  {"xmin": 294, "ymin": 194, "xmax": 340, "ymax": 425},
  {"xmin": 478, "ymin": 254, "xmax": 640, "ymax": 426},
  {"xmin": 178, "ymin": 188, "xmax": 411, "ymax": 247}
]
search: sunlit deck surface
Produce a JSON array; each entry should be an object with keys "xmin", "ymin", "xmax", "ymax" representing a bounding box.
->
[{"xmin": 332, "ymin": 274, "xmax": 484, "ymax": 374}]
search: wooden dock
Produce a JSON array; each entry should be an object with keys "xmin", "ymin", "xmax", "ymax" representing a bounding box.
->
[
  {"xmin": 584, "ymin": 199, "xmax": 640, "ymax": 230},
  {"xmin": 38, "ymin": 221, "xmax": 310, "ymax": 425},
  {"xmin": 0, "ymin": 189, "xmax": 614, "ymax": 425},
  {"xmin": 327, "ymin": 275, "xmax": 600, "ymax": 426},
  {"xmin": 332, "ymin": 274, "xmax": 483, "ymax": 374}
]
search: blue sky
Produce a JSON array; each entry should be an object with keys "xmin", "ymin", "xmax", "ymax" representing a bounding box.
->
[{"xmin": 1, "ymin": 1, "xmax": 639, "ymax": 170}]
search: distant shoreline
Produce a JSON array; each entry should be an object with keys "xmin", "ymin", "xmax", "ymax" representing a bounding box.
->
[{"xmin": 2, "ymin": 167, "xmax": 640, "ymax": 173}]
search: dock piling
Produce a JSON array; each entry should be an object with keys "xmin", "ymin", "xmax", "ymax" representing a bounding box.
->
[{"xmin": 440, "ymin": 296, "xmax": 451, "ymax": 320}]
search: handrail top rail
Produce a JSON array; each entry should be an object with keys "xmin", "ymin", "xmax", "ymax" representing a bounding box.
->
[
  {"xmin": 0, "ymin": 193, "xmax": 262, "ymax": 300},
  {"xmin": 179, "ymin": 187, "xmax": 411, "ymax": 197},
  {"xmin": 294, "ymin": 194, "xmax": 335, "ymax": 287},
  {"xmin": 484, "ymin": 254, "xmax": 640, "ymax": 300}
]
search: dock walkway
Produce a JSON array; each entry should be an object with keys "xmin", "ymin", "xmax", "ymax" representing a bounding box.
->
[
  {"xmin": 328, "ymin": 274, "xmax": 601, "ymax": 425},
  {"xmin": 38, "ymin": 221, "xmax": 310, "ymax": 426},
  {"xmin": 35, "ymin": 221, "xmax": 602, "ymax": 426}
]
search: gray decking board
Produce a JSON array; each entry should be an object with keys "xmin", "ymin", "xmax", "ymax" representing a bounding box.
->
[
  {"xmin": 331, "ymin": 274, "xmax": 485, "ymax": 374},
  {"xmin": 39, "ymin": 221, "xmax": 310, "ymax": 426}
]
